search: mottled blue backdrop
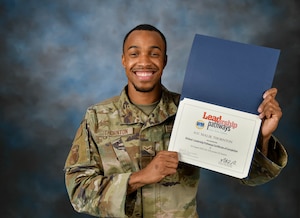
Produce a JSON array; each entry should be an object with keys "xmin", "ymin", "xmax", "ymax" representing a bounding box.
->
[{"xmin": 1, "ymin": 0, "xmax": 299, "ymax": 217}]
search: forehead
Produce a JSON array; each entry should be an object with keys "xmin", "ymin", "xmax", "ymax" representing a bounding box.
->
[{"xmin": 124, "ymin": 30, "xmax": 165, "ymax": 50}]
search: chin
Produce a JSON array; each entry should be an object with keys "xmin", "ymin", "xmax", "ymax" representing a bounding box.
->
[{"xmin": 134, "ymin": 85, "xmax": 155, "ymax": 93}]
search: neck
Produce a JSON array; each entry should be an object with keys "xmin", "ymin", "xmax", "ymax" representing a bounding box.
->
[{"xmin": 127, "ymin": 84, "xmax": 162, "ymax": 105}]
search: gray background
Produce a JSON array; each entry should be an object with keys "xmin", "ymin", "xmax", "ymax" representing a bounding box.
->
[{"xmin": 1, "ymin": 0, "xmax": 299, "ymax": 217}]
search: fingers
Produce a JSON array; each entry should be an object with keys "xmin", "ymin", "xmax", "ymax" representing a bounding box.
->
[
  {"xmin": 264, "ymin": 101, "xmax": 282, "ymax": 119},
  {"xmin": 142, "ymin": 151, "xmax": 178, "ymax": 183},
  {"xmin": 258, "ymin": 88, "xmax": 282, "ymax": 119},
  {"xmin": 258, "ymin": 97, "xmax": 281, "ymax": 119},
  {"xmin": 257, "ymin": 88, "xmax": 282, "ymax": 139},
  {"xmin": 154, "ymin": 151, "xmax": 179, "ymax": 170},
  {"xmin": 156, "ymin": 150, "xmax": 178, "ymax": 161},
  {"xmin": 262, "ymin": 87, "xmax": 278, "ymax": 99}
]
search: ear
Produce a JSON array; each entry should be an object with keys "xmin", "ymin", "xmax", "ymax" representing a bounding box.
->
[
  {"xmin": 121, "ymin": 54, "xmax": 126, "ymax": 68},
  {"xmin": 163, "ymin": 54, "xmax": 168, "ymax": 68}
]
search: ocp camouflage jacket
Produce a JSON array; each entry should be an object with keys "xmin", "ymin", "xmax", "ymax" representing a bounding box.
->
[{"xmin": 64, "ymin": 86, "xmax": 287, "ymax": 218}]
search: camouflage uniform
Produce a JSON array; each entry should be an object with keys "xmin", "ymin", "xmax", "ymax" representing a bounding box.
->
[{"xmin": 64, "ymin": 86, "xmax": 287, "ymax": 218}]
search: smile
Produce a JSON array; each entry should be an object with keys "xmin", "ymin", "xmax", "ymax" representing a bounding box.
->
[
  {"xmin": 133, "ymin": 70, "xmax": 155, "ymax": 81},
  {"xmin": 135, "ymin": 72, "xmax": 154, "ymax": 77}
]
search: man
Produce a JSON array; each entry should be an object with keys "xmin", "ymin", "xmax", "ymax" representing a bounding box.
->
[{"xmin": 64, "ymin": 24, "xmax": 287, "ymax": 217}]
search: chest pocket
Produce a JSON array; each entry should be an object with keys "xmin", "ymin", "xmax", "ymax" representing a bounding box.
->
[
  {"xmin": 96, "ymin": 126, "xmax": 141, "ymax": 175},
  {"xmin": 111, "ymin": 138, "xmax": 135, "ymax": 173},
  {"xmin": 97, "ymin": 137, "xmax": 136, "ymax": 175}
]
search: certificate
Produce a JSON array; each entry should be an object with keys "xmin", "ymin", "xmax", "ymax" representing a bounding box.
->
[
  {"xmin": 181, "ymin": 34, "xmax": 280, "ymax": 114},
  {"xmin": 168, "ymin": 98, "xmax": 261, "ymax": 178},
  {"xmin": 168, "ymin": 34, "xmax": 280, "ymax": 178}
]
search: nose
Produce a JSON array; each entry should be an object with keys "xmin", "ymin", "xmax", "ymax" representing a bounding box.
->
[{"xmin": 137, "ymin": 54, "xmax": 151, "ymax": 67}]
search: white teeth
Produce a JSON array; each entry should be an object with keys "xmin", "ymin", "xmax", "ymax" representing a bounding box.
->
[{"xmin": 136, "ymin": 72, "xmax": 152, "ymax": 76}]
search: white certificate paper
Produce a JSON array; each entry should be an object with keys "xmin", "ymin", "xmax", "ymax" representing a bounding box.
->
[{"xmin": 168, "ymin": 98, "xmax": 262, "ymax": 178}]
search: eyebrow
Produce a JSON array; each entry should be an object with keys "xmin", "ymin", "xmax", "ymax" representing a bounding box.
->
[{"xmin": 127, "ymin": 45, "xmax": 162, "ymax": 51}]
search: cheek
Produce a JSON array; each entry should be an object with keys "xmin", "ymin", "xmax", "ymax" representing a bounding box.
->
[
  {"xmin": 156, "ymin": 58, "xmax": 166, "ymax": 69},
  {"xmin": 157, "ymin": 63, "xmax": 166, "ymax": 73},
  {"xmin": 123, "ymin": 59, "xmax": 135, "ymax": 70}
]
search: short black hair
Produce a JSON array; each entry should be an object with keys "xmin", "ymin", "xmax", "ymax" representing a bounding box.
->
[{"xmin": 122, "ymin": 24, "xmax": 167, "ymax": 56}]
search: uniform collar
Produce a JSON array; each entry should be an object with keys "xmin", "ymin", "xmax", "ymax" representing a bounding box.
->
[{"xmin": 118, "ymin": 85, "xmax": 179, "ymax": 126}]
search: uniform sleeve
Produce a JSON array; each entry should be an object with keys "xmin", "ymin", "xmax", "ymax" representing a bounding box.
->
[
  {"xmin": 64, "ymin": 118, "xmax": 132, "ymax": 217},
  {"xmin": 241, "ymin": 135, "xmax": 288, "ymax": 186}
]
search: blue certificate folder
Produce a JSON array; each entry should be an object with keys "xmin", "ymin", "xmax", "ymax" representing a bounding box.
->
[{"xmin": 181, "ymin": 34, "xmax": 280, "ymax": 114}]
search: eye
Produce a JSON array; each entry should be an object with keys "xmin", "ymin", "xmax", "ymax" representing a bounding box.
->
[
  {"xmin": 127, "ymin": 47, "xmax": 139, "ymax": 57},
  {"xmin": 150, "ymin": 48, "xmax": 162, "ymax": 57},
  {"xmin": 150, "ymin": 52, "xmax": 159, "ymax": 57},
  {"xmin": 129, "ymin": 52, "xmax": 138, "ymax": 57}
]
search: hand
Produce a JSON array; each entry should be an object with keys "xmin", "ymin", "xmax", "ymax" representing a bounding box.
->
[
  {"xmin": 142, "ymin": 151, "xmax": 179, "ymax": 183},
  {"xmin": 127, "ymin": 151, "xmax": 178, "ymax": 194},
  {"xmin": 257, "ymin": 88, "xmax": 282, "ymax": 154}
]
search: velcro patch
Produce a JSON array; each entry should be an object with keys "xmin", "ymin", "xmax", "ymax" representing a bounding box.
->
[{"xmin": 98, "ymin": 127, "xmax": 134, "ymax": 136}]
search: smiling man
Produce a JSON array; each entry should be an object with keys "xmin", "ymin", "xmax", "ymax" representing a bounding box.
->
[
  {"xmin": 64, "ymin": 24, "xmax": 287, "ymax": 218},
  {"xmin": 122, "ymin": 27, "xmax": 167, "ymax": 101}
]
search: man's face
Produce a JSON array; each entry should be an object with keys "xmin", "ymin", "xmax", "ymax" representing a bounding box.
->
[{"xmin": 122, "ymin": 30, "xmax": 167, "ymax": 93}]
